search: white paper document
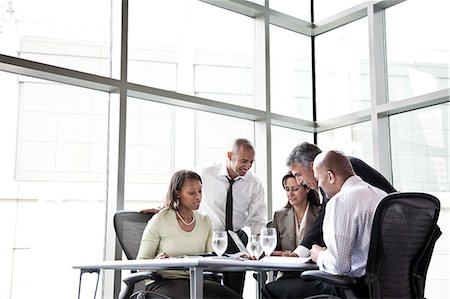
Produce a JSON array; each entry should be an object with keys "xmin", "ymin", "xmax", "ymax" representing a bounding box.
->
[{"xmin": 260, "ymin": 256, "xmax": 312, "ymax": 264}]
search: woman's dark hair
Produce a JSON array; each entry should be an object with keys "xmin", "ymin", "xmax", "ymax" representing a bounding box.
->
[
  {"xmin": 164, "ymin": 170, "xmax": 202, "ymax": 210},
  {"xmin": 282, "ymin": 171, "xmax": 320, "ymax": 208}
]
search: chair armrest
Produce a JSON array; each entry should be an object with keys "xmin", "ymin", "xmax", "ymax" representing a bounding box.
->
[
  {"xmin": 119, "ymin": 272, "xmax": 159, "ymax": 299},
  {"xmin": 204, "ymin": 271, "xmax": 223, "ymax": 283},
  {"xmin": 123, "ymin": 272, "xmax": 159, "ymax": 285},
  {"xmin": 301, "ymin": 270, "xmax": 357, "ymax": 288}
]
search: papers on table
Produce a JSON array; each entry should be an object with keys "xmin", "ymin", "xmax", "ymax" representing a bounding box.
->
[
  {"xmin": 260, "ymin": 256, "xmax": 312, "ymax": 264},
  {"xmin": 175, "ymin": 254, "xmax": 313, "ymax": 264}
]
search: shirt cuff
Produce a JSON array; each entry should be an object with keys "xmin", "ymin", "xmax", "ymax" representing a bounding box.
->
[
  {"xmin": 316, "ymin": 251, "xmax": 324, "ymax": 270},
  {"xmin": 293, "ymin": 245, "xmax": 310, "ymax": 257}
]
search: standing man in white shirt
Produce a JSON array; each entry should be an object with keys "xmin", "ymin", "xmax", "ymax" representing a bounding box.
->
[
  {"xmin": 200, "ymin": 138, "xmax": 267, "ymax": 296},
  {"xmin": 262, "ymin": 150, "xmax": 387, "ymax": 298}
]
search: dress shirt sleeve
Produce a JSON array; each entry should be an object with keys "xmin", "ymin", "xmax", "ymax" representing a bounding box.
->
[
  {"xmin": 293, "ymin": 244, "xmax": 311, "ymax": 257},
  {"xmin": 317, "ymin": 200, "xmax": 356, "ymax": 275},
  {"xmin": 245, "ymin": 180, "xmax": 267, "ymax": 235}
]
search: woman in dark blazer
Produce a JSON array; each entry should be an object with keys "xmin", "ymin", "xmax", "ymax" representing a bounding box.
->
[{"xmin": 271, "ymin": 171, "xmax": 321, "ymax": 254}]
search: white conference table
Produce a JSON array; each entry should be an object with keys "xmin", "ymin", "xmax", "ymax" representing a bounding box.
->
[{"xmin": 74, "ymin": 256, "xmax": 318, "ymax": 299}]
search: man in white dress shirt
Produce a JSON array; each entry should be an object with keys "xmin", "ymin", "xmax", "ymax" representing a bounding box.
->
[
  {"xmin": 262, "ymin": 150, "xmax": 386, "ymax": 298},
  {"xmin": 311, "ymin": 150, "xmax": 387, "ymax": 277},
  {"xmin": 200, "ymin": 138, "xmax": 267, "ymax": 296},
  {"xmin": 141, "ymin": 138, "xmax": 266, "ymax": 295},
  {"xmin": 286, "ymin": 142, "xmax": 396, "ymax": 258}
]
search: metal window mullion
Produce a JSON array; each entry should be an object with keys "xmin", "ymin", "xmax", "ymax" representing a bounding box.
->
[
  {"xmin": 102, "ymin": 0, "xmax": 129, "ymax": 299},
  {"xmin": 368, "ymin": 3, "xmax": 393, "ymax": 183},
  {"xmin": 254, "ymin": 1, "xmax": 272, "ymax": 218}
]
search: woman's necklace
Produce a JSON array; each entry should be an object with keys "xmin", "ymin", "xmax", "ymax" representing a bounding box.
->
[
  {"xmin": 296, "ymin": 212, "xmax": 304, "ymax": 226},
  {"xmin": 176, "ymin": 211, "xmax": 195, "ymax": 226}
]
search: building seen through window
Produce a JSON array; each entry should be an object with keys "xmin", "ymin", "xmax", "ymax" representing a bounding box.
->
[{"xmin": 0, "ymin": 0, "xmax": 448, "ymax": 298}]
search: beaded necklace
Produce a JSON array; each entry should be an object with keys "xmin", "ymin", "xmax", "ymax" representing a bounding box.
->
[{"xmin": 176, "ymin": 211, "xmax": 195, "ymax": 226}]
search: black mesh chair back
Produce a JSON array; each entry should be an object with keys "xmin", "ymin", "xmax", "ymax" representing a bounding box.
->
[
  {"xmin": 114, "ymin": 211, "xmax": 155, "ymax": 261},
  {"xmin": 365, "ymin": 192, "xmax": 441, "ymax": 299},
  {"xmin": 114, "ymin": 211, "xmax": 165, "ymax": 299},
  {"xmin": 301, "ymin": 192, "xmax": 441, "ymax": 299},
  {"xmin": 113, "ymin": 210, "xmax": 222, "ymax": 299}
]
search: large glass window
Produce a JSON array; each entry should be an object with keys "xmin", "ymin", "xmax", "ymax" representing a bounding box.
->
[
  {"xmin": 390, "ymin": 103, "xmax": 449, "ymax": 298},
  {"xmin": 271, "ymin": 126, "xmax": 313, "ymax": 212},
  {"xmin": 0, "ymin": 0, "xmax": 112, "ymax": 76},
  {"xmin": 0, "ymin": 71, "xmax": 109, "ymax": 299},
  {"xmin": 1, "ymin": 1, "xmax": 449, "ymax": 298},
  {"xmin": 313, "ymin": 0, "xmax": 365, "ymax": 21},
  {"xmin": 315, "ymin": 18, "xmax": 370, "ymax": 120},
  {"xmin": 386, "ymin": 0, "xmax": 450, "ymax": 102},
  {"xmin": 390, "ymin": 104, "xmax": 449, "ymax": 192},
  {"xmin": 124, "ymin": 98, "xmax": 254, "ymax": 211},
  {"xmin": 270, "ymin": 1, "xmax": 310, "ymax": 21},
  {"xmin": 270, "ymin": 25, "xmax": 312, "ymax": 120},
  {"xmin": 128, "ymin": 0, "xmax": 254, "ymax": 108},
  {"xmin": 318, "ymin": 121, "xmax": 373, "ymax": 165}
]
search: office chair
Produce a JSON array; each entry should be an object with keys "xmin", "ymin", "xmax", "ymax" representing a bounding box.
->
[
  {"xmin": 301, "ymin": 192, "xmax": 441, "ymax": 299},
  {"xmin": 114, "ymin": 211, "xmax": 169, "ymax": 299},
  {"xmin": 114, "ymin": 210, "xmax": 223, "ymax": 299}
]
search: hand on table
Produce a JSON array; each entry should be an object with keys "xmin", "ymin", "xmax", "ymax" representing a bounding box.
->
[
  {"xmin": 156, "ymin": 252, "xmax": 169, "ymax": 259},
  {"xmin": 140, "ymin": 208, "xmax": 160, "ymax": 214},
  {"xmin": 271, "ymin": 250, "xmax": 298, "ymax": 257}
]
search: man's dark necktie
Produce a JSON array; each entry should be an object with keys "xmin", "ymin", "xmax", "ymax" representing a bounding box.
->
[{"xmin": 225, "ymin": 177, "xmax": 236, "ymax": 231}]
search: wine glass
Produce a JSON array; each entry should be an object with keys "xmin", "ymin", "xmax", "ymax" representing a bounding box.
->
[
  {"xmin": 260, "ymin": 227, "xmax": 277, "ymax": 258},
  {"xmin": 212, "ymin": 231, "xmax": 228, "ymax": 257},
  {"xmin": 247, "ymin": 234, "xmax": 263, "ymax": 260}
]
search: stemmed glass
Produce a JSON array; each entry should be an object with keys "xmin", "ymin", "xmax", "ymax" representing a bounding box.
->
[
  {"xmin": 212, "ymin": 231, "xmax": 228, "ymax": 257},
  {"xmin": 247, "ymin": 234, "xmax": 263, "ymax": 260},
  {"xmin": 260, "ymin": 227, "xmax": 277, "ymax": 258}
]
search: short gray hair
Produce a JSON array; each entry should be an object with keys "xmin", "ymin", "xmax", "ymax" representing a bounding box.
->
[{"xmin": 286, "ymin": 142, "xmax": 322, "ymax": 168}]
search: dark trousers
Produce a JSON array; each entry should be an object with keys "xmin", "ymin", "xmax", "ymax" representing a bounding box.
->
[
  {"xmin": 146, "ymin": 278, "xmax": 241, "ymax": 299},
  {"xmin": 262, "ymin": 276, "xmax": 369, "ymax": 299},
  {"xmin": 262, "ymin": 276, "xmax": 337, "ymax": 299},
  {"xmin": 224, "ymin": 229, "xmax": 248, "ymax": 296}
]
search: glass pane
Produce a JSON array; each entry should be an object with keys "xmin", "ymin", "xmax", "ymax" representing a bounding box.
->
[
  {"xmin": 317, "ymin": 121, "xmax": 373, "ymax": 165},
  {"xmin": 390, "ymin": 103, "xmax": 450, "ymax": 299},
  {"xmin": 270, "ymin": 1, "xmax": 310, "ymax": 21},
  {"xmin": 128, "ymin": 0, "xmax": 254, "ymax": 108},
  {"xmin": 250, "ymin": 0, "xmax": 264, "ymax": 5},
  {"xmin": 386, "ymin": 0, "xmax": 450, "ymax": 101},
  {"xmin": 390, "ymin": 104, "xmax": 449, "ymax": 192},
  {"xmin": 271, "ymin": 126, "xmax": 313, "ymax": 212},
  {"xmin": 0, "ymin": 0, "xmax": 112, "ymax": 76},
  {"xmin": 313, "ymin": 0, "xmax": 365, "ymax": 21},
  {"xmin": 315, "ymin": 18, "xmax": 370, "ymax": 120},
  {"xmin": 270, "ymin": 25, "xmax": 312, "ymax": 120},
  {"xmin": 124, "ymin": 98, "xmax": 254, "ymax": 211},
  {"xmin": 0, "ymin": 71, "xmax": 108, "ymax": 299},
  {"xmin": 196, "ymin": 112, "xmax": 254, "ymax": 167}
]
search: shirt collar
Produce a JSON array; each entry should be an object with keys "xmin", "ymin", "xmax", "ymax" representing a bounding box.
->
[
  {"xmin": 332, "ymin": 175, "xmax": 362, "ymax": 199},
  {"xmin": 219, "ymin": 161, "xmax": 246, "ymax": 181},
  {"xmin": 341, "ymin": 175, "xmax": 361, "ymax": 190}
]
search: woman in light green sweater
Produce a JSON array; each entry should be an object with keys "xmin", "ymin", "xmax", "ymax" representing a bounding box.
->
[{"xmin": 137, "ymin": 170, "xmax": 241, "ymax": 299}]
